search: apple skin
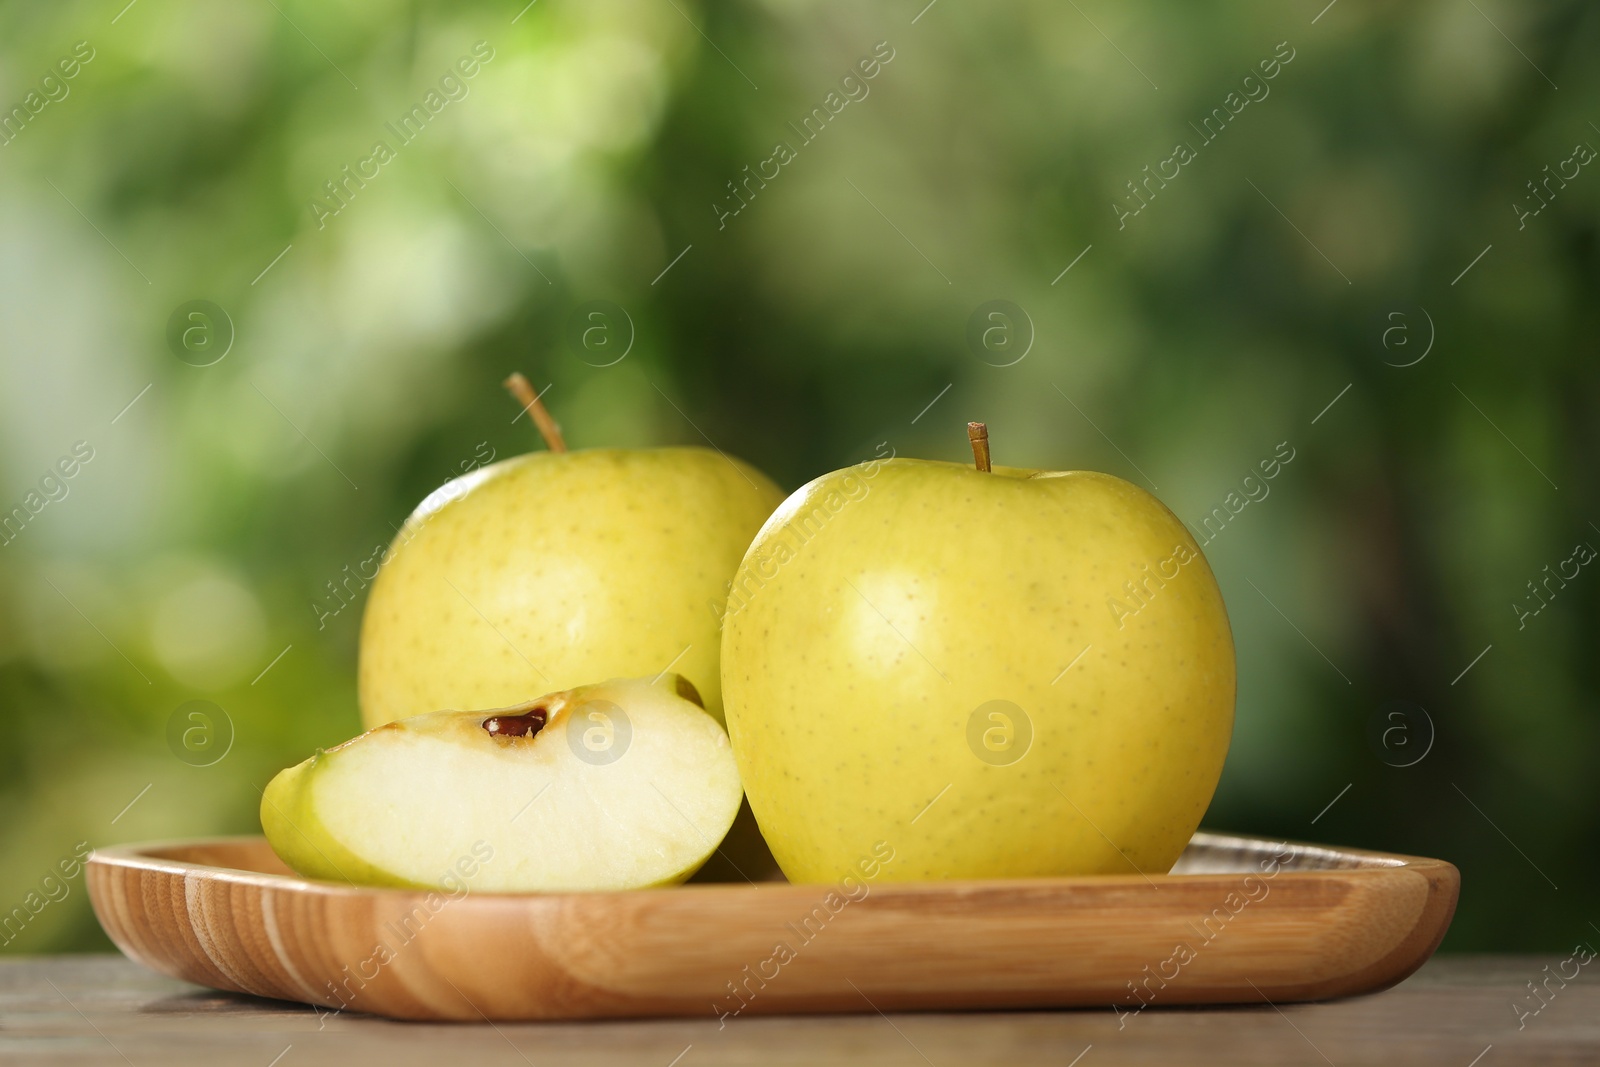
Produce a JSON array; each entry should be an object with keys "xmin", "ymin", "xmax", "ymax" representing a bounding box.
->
[
  {"xmin": 359, "ymin": 447, "xmax": 783, "ymax": 730},
  {"xmin": 261, "ymin": 757, "xmax": 412, "ymax": 888},
  {"xmin": 720, "ymin": 458, "xmax": 1235, "ymax": 884}
]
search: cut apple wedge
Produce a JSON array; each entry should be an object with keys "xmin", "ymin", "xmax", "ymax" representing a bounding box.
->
[{"xmin": 261, "ymin": 675, "xmax": 743, "ymax": 892}]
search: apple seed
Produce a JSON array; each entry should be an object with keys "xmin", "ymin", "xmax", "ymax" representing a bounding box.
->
[{"xmin": 482, "ymin": 707, "xmax": 548, "ymax": 739}]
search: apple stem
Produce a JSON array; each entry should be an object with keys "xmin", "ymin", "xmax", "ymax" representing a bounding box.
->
[
  {"xmin": 504, "ymin": 373, "xmax": 568, "ymax": 453},
  {"xmin": 968, "ymin": 422, "xmax": 991, "ymax": 472}
]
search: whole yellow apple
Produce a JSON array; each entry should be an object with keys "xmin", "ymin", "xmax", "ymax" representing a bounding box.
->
[
  {"xmin": 359, "ymin": 379, "xmax": 783, "ymax": 730},
  {"xmin": 721, "ymin": 430, "xmax": 1235, "ymax": 883}
]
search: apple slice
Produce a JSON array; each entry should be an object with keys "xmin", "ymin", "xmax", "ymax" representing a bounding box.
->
[{"xmin": 261, "ymin": 675, "xmax": 742, "ymax": 892}]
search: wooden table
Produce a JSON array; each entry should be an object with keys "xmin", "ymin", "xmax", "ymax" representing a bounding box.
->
[{"xmin": 3, "ymin": 955, "xmax": 1591, "ymax": 1065}]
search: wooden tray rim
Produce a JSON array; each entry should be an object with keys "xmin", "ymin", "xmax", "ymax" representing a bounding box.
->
[{"xmin": 87, "ymin": 830, "xmax": 1452, "ymax": 901}]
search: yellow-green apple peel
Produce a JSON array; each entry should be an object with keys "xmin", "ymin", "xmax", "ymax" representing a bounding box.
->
[
  {"xmin": 721, "ymin": 426, "xmax": 1235, "ymax": 883},
  {"xmin": 358, "ymin": 375, "xmax": 784, "ymax": 730}
]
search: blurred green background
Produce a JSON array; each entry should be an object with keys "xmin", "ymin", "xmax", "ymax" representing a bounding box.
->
[{"xmin": 1, "ymin": 0, "xmax": 1595, "ymax": 955}]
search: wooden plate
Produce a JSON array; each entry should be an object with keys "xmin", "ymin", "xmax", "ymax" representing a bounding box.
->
[{"xmin": 87, "ymin": 833, "xmax": 1457, "ymax": 1022}]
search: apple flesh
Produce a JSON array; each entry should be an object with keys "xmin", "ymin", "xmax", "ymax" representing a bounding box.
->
[
  {"xmin": 359, "ymin": 447, "xmax": 784, "ymax": 730},
  {"xmin": 721, "ymin": 456, "xmax": 1235, "ymax": 883},
  {"xmin": 261, "ymin": 675, "xmax": 743, "ymax": 892}
]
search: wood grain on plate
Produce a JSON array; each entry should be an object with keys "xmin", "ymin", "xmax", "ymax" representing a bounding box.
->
[{"xmin": 86, "ymin": 833, "xmax": 1457, "ymax": 1022}]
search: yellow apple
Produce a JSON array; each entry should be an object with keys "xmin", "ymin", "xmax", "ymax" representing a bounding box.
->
[
  {"xmin": 358, "ymin": 380, "xmax": 783, "ymax": 730},
  {"xmin": 720, "ymin": 432, "xmax": 1235, "ymax": 883},
  {"xmin": 263, "ymin": 675, "xmax": 742, "ymax": 891}
]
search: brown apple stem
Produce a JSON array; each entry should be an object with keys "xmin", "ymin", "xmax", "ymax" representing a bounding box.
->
[
  {"xmin": 504, "ymin": 373, "xmax": 567, "ymax": 453},
  {"xmin": 968, "ymin": 422, "xmax": 991, "ymax": 473}
]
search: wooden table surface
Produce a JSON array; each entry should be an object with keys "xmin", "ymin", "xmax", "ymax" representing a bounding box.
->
[{"xmin": 3, "ymin": 954, "xmax": 1594, "ymax": 1066}]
